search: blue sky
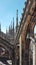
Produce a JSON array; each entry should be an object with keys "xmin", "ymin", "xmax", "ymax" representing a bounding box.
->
[
  {"xmin": 0, "ymin": 0, "xmax": 36, "ymax": 34},
  {"xmin": 0, "ymin": 0, "xmax": 26, "ymax": 33}
]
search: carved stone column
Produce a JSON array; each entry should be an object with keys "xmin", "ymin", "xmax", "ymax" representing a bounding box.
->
[
  {"xmin": 19, "ymin": 36, "xmax": 22, "ymax": 65},
  {"xmin": 32, "ymin": 43, "xmax": 36, "ymax": 65}
]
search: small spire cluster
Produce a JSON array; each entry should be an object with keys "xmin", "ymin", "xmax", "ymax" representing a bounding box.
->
[{"xmin": 6, "ymin": 18, "xmax": 14, "ymax": 36}]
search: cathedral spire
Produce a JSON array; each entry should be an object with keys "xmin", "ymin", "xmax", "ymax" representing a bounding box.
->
[
  {"xmin": 9, "ymin": 25, "xmax": 10, "ymax": 32},
  {"xmin": 6, "ymin": 28, "xmax": 7, "ymax": 34},
  {"xmin": 11, "ymin": 21, "xmax": 12, "ymax": 29},
  {"xmin": 16, "ymin": 9, "xmax": 18, "ymax": 32},
  {"xmin": 6, "ymin": 26, "xmax": 8, "ymax": 34},
  {"xmin": 13, "ymin": 17, "xmax": 14, "ymax": 39},
  {"xmin": 0, "ymin": 22, "xmax": 1, "ymax": 32},
  {"xmin": 16, "ymin": 9, "xmax": 18, "ymax": 27},
  {"xmin": 13, "ymin": 17, "xmax": 14, "ymax": 31}
]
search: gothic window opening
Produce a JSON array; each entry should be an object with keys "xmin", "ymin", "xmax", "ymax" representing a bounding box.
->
[
  {"xmin": 34, "ymin": 25, "xmax": 36, "ymax": 38},
  {"xmin": 34, "ymin": 7, "xmax": 36, "ymax": 11}
]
